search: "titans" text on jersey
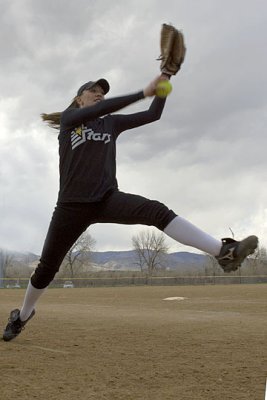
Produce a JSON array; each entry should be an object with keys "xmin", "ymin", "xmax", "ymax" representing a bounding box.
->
[{"xmin": 71, "ymin": 124, "xmax": 111, "ymax": 150}]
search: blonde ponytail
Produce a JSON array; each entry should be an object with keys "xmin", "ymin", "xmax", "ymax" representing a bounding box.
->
[
  {"xmin": 41, "ymin": 98, "xmax": 79, "ymax": 129},
  {"xmin": 41, "ymin": 112, "xmax": 61, "ymax": 129}
]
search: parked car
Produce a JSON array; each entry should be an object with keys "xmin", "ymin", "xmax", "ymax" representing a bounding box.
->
[
  {"xmin": 63, "ymin": 281, "xmax": 74, "ymax": 288},
  {"xmin": 6, "ymin": 282, "xmax": 21, "ymax": 289}
]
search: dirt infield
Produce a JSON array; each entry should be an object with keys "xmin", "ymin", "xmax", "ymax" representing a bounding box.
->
[{"xmin": 1, "ymin": 284, "xmax": 266, "ymax": 400}]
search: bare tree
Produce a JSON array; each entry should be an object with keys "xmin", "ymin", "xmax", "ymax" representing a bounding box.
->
[
  {"xmin": 204, "ymin": 254, "xmax": 222, "ymax": 282},
  {"xmin": 0, "ymin": 249, "xmax": 13, "ymax": 288},
  {"xmin": 64, "ymin": 232, "xmax": 96, "ymax": 278},
  {"xmin": 248, "ymin": 245, "xmax": 267, "ymax": 275},
  {"xmin": 132, "ymin": 229, "xmax": 169, "ymax": 275}
]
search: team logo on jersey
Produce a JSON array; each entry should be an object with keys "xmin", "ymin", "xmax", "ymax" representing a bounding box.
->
[{"xmin": 71, "ymin": 124, "xmax": 111, "ymax": 150}]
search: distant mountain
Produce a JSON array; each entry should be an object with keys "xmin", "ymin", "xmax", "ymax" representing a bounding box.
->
[
  {"xmin": 167, "ymin": 251, "xmax": 207, "ymax": 269},
  {"xmin": 90, "ymin": 250, "xmax": 136, "ymax": 264},
  {"xmin": 90, "ymin": 250, "xmax": 137, "ymax": 269},
  {"xmin": 7, "ymin": 249, "xmax": 209, "ymax": 272},
  {"xmin": 3, "ymin": 250, "xmax": 39, "ymax": 264},
  {"xmin": 89, "ymin": 250, "xmax": 208, "ymax": 271}
]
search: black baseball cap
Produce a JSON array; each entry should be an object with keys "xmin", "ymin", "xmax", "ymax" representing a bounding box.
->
[{"xmin": 77, "ymin": 78, "xmax": 110, "ymax": 96}]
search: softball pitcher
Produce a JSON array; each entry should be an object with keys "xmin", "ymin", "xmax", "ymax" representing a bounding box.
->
[{"xmin": 3, "ymin": 76, "xmax": 258, "ymax": 341}]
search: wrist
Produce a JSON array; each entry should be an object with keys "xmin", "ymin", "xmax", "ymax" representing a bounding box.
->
[{"xmin": 161, "ymin": 73, "xmax": 171, "ymax": 80}]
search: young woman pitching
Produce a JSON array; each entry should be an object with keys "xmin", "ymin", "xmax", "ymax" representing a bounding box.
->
[{"xmin": 3, "ymin": 76, "xmax": 258, "ymax": 341}]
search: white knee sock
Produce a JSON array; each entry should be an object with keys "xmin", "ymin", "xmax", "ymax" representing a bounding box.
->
[
  {"xmin": 20, "ymin": 281, "xmax": 46, "ymax": 321},
  {"xmin": 164, "ymin": 216, "xmax": 222, "ymax": 256}
]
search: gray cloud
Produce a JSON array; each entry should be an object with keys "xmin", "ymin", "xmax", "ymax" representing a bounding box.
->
[{"xmin": 0, "ymin": 0, "xmax": 266, "ymax": 254}]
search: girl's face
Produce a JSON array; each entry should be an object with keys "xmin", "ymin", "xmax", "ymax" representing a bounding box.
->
[{"xmin": 77, "ymin": 84, "xmax": 105, "ymax": 108}]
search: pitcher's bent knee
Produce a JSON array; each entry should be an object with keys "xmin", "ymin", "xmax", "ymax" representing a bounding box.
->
[
  {"xmin": 143, "ymin": 200, "xmax": 177, "ymax": 231},
  {"xmin": 31, "ymin": 259, "xmax": 60, "ymax": 289}
]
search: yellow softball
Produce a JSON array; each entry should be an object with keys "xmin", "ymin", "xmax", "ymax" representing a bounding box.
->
[{"xmin": 155, "ymin": 80, "xmax": 172, "ymax": 98}]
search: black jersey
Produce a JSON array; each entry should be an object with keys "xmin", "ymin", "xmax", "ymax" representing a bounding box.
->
[{"xmin": 58, "ymin": 91, "xmax": 166, "ymax": 203}]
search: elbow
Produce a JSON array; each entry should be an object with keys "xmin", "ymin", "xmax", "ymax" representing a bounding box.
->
[
  {"xmin": 154, "ymin": 113, "xmax": 163, "ymax": 122},
  {"xmin": 147, "ymin": 116, "xmax": 161, "ymax": 124}
]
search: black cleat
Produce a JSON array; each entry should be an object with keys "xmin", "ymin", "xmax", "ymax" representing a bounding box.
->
[
  {"xmin": 3, "ymin": 309, "xmax": 35, "ymax": 342},
  {"xmin": 216, "ymin": 235, "xmax": 258, "ymax": 272}
]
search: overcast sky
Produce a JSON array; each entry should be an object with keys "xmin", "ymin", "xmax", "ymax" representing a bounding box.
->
[{"xmin": 0, "ymin": 0, "xmax": 266, "ymax": 255}]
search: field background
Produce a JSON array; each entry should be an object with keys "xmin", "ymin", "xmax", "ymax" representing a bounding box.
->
[{"xmin": 1, "ymin": 284, "xmax": 266, "ymax": 400}]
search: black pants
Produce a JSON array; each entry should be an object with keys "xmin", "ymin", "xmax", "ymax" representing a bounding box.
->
[{"xmin": 31, "ymin": 191, "xmax": 177, "ymax": 289}]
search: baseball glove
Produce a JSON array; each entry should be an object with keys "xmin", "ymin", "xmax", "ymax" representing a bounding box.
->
[{"xmin": 158, "ymin": 23, "xmax": 186, "ymax": 76}]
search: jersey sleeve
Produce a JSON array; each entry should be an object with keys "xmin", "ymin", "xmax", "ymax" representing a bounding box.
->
[
  {"xmin": 111, "ymin": 96, "xmax": 167, "ymax": 136},
  {"xmin": 61, "ymin": 91, "xmax": 145, "ymax": 129}
]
